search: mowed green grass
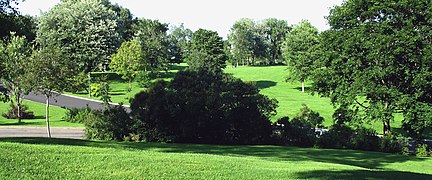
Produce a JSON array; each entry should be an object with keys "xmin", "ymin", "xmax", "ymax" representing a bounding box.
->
[
  {"xmin": 0, "ymin": 138, "xmax": 431, "ymax": 179},
  {"xmin": 0, "ymin": 100, "xmax": 83, "ymax": 127},
  {"xmin": 226, "ymin": 65, "xmax": 333, "ymax": 124}
]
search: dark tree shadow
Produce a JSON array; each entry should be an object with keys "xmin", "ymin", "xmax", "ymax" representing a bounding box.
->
[
  {"xmin": 254, "ymin": 80, "xmax": 277, "ymax": 89},
  {"xmin": 294, "ymin": 169, "xmax": 432, "ymax": 180}
]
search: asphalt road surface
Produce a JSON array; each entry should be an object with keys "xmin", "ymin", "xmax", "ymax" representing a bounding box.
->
[
  {"xmin": 0, "ymin": 126, "xmax": 84, "ymax": 139},
  {"xmin": 24, "ymin": 91, "xmax": 130, "ymax": 111}
]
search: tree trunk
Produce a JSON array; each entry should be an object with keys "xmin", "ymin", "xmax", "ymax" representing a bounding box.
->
[
  {"xmin": 16, "ymin": 95, "xmax": 21, "ymax": 123},
  {"xmin": 45, "ymin": 94, "xmax": 51, "ymax": 138},
  {"xmin": 128, "ymin": 79, "xmax": 132, "ymax": 92},
  {"xmin": 383, "ymin": 101, "xmax": 391, "ymax": 135},
  {"xmin": 383, "ymin": 120, "xmax": 390, "ymax": 135},
  {"xmin": 301, "ymin": 80, "xmax": 305, "ymax": 93}
]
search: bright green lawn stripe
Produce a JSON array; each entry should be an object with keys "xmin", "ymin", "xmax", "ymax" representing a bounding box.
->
[
  {"xmin": 0, "ymin": 100, "xmax": 83, "ymax": 127},
  {"xmin": 0, "ymin": 138, "xmax": 431, "ymax": 179}
]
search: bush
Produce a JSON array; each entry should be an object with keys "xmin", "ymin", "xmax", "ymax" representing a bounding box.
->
[
  {"xmin": 84, "ymin": 105, "xmax": 133, "ymax": 141},
  {"xmin": 351, "ymin": 127, "xmax": 380, "ymax": 151},
  {"xmin": 62, "ymin": 107, "xmax": 92, "ymax": 123},
  {"xmin": 2, "ymin": 103, "xmax": 34, "ymax": 119},
  {"xmin": 317, "ymin": 124, "xmax": 354, "ymax": 149},
  {"xmin": 131, "ymin": 70, "xmax": 277, "ymax": 145},
  {"xmin": 136, "ymin": 71, "xmax": 154, "ymax": 88},
  {"xmin": 416, "ymin": 144, "xmax": 429, "ymax": 157},
  {"xmin": 379, "ymin": 134, "xmax": 407, "ymax": 153},
  {"xmin": 272, "ymin": 116, "xmax": 317, "ymax": 147}
]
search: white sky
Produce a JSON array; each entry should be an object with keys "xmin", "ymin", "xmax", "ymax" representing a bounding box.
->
[{"xmin": 16, "ymin": 0, "xmax": 344, "ymax": 39}]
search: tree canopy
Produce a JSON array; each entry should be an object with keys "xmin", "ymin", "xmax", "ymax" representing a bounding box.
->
[
  {"xmin": 186, "ymin": 29, "xmax": 227, "ymax": 74},
  {"xmin": 312, "ymin": 0, "xmax": 432, "ymax": 136},
  {"xmin": 36, "ymin": 0, "xmax": 121, "ymax": 72},
  {"xmin": 283, "ymin": 20, "xmax": 320, "ymax": 93}
]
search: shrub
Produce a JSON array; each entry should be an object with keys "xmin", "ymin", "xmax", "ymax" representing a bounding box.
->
[
  {"xmin": 317, "ymin": 124, "xmax": 354, "ymax": 149},
  {"xmin": 351, "ymin": 127, "xmax": 380, "ymax": 151},
  {"xmin": 84, "ymin": 105, "xmax": 133, "ymax": 141},
  {"xmin": 2, "ymin": 103, "xmax": 34, "ymax": 119},
  {"xmin": 90, "ymin": 83, "xmax": 102, "ymax": 97},
  {"xmin": 136, "ymin": 71, "xmax": 153, "ymax": 88},
  {"xmin": 62, "ymin": 107, "xmax": 92, "ymax": 123},
  {"xmin": 272, "ymin": 116, "xmax": 317, "ymax": 147},
  {"xmin": 131, "ymin": 70, "xmax": 276, "ymax": 145},
  {"xmin": 416, "ymin": 144, "xmax": 429, "ymax": 157},
  {"xmin": 379, "ymin": 134, "xmax": 407, "ymax": 153}
]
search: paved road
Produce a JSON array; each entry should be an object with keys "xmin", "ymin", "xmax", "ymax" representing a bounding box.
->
[
  {"xmin": 24, "ymin": 91, "xmax": 130, "ymax": 112},
  {"xmin": 0, "ymin": 126, "xmax": 84, "ymax": 139}
]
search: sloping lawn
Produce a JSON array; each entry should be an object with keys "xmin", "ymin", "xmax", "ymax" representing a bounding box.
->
[
  {"xmin": 0, "ymin": 138, "xmax": 431, "ymax": 179},
  {"xmin": 0, "ymin": 100, "xmax": 83, "ymax": 127}
]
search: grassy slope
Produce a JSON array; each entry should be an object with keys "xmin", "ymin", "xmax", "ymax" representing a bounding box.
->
[
  {"xmin": 0, "ymin": 100, "xmax": 83, "ymax": 127},
  {"xmin": 0, "ymin": 138, "xmax": 431, "ymax": 179}
]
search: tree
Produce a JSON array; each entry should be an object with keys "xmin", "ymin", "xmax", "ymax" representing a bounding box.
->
[
  {"xmin": 131, "ymin": 70, "xmax": 277, "ymax": 144},
  {"xmin": 0, "ymin": 33, "xmax": 32, "ymax": 123},
  {"xmin": 228, "ymin": 18, "xmax": 255, "ymax": 67},
  {"xmin": 133, "ymin": 18, "xmax": 170, "ymax": 72},
  {"xmin": 36, "ymin": 0, "xmax": 120, "ymax": 72},
  {"xmin": 312, "ymin": 0, "xmax": 432, "ymax": 135},
  {"xmin": 27, "ymin": 47, "xmax": 75, "ymax": 138},
  {"xmin": 110, "ymin": 39, "xmax": 143, "ymax": 91},
  {"xmin": 186, "ymin": 29, "xmax": 227, "ymax": 74},
  {"xmin": 167, "ymin": 24, "xmax": 193, "ymax": 64},
  {"xmin": 283, "ymin": 20, "xmax": 320, "ymax": 93},
  {"xmin": 262, "ymin": 18, "xmax": 290, "ymax": 65}
]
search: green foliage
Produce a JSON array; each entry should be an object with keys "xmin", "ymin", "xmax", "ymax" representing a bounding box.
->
[
  {"xmin": 351, "ymin": 127, "xmax": 380, "ymax": 151},
  {"xmin": 89, "ymin": 75, "xmax": 111, "ymax": 105},
  {"xmin": 133, "ymin": 18, "xmax": 170, "ymax": 72},
  {"xmin": 292, "ymin": 104, "xmax": 324, "ymax": 128},
  {"xmin": 84, "ymin": 105, "xmax": 133, "ymax": 141},
  {"xmin": 262, "ymin": 18, "xmax": 290, "ymax": 65},
  {"xmin": 283, "ymin": 20, "xmax": 319, "ymax": 91},
  {"xmin": 186, "ymin": 29, "xmax": 227, "ymax": 74},
  {"xmin": 317, "ymin": 124, "xmax": 354, "ymax": 149},
  {"xmin": 2, "ymin": 103, "xmax": 34, "ymax": 119},
  {"xmin": 272, "ymin": 116, "xmax": 317, "ymax": 147},
  {"xmin": 379, "ymin": 135, "xmax": 407, "ymax": 154},
  {"xmin": 416, "ymin": 144, "xmax": 429, "ymax": 157},
  {"xmin": 131, "ymin": 70, "xmax": 277, "ymax": 144},
  {"xmin": 168, "ymin": 24, "xmax": 193, "ymax": 63},
  {"xmin": 36, "ymin": 0, "xmax": 121, "ymax": 72},
  {"xmin": 110, "ymin": 38, "xmax": 144, "ymax": 91},
  {"xmin": 228, "ymin": 18, "xmax": 258, "ymax": 66},
  {"xmin": 312, "ymin": 0, "xmax": 432, "ymax": 136},
  {"xmin": 136, "ymin": 71, "xmax": 153, "ymax": 88},
  {"xmin": 63, "ymin": 107, "xmax": 92, "ymax": 123},
  {"xmin": 0, "ymin": 33, "xmax": 32, "ymax": 122},
  {"xmin": 68, "ymin": 72, "xmax": 89, "ymax": 94}
]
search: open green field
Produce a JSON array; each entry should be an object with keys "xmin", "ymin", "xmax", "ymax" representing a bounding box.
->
[
  {"xmin": 0, "ymin": 100, "xmax": 83, "ymax": 127},
  {"xmin": 0, "ymin": 138, "xmax": 431, "ymax": 179}
]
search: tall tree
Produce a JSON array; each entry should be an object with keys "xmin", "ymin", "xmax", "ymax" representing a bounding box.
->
[
  {"xmin": 36, "ymin": 0, "xmax": 120, "ymax": 72},
  {"xmin": 262, "ymin": 18, "xmax": 290, "ymax": 65},
  {"xmin": 186, "ymin": 29, "xmax": 227, "ymax": 74},
  {"xmin": 0, "ymin": 0, "xmax": 36, "ymax": 41},
  {"xmin": 133, "ymin": 18, "xmax": 170, "ymax": 72},
  {"xmin": 110, "ymin": 38, "xmax": 143, "ymax": 91},
  {"xmin": 27, "ymin": 47, "xmax": 75, "ymax": 138},
  {"xmin": 312, "ymin": 0, "xmax": 432, "ymax": 135},
  {"xmin": 283, "ymin": 20, "xmax": 320, "ymax": 93},
  {"xmin": 167, "ymin": 24, "xmax": 193, "ymax": 64},
  {"xmin": 0, "ymin": 33, "xmax": 32, "ymax": 123},
  {"xmin": 228, "ymin": 18, "xmax": 255, "ymax": 67}
]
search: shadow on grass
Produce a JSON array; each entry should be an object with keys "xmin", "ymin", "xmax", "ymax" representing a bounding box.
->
[
  {"xmin": 294, "ymin": 169, "xmax": 432, "ymax": 179},
  {"xmin": 254, "ymin": 80, "xmax": 277, "ymax": 89},
  {"xmin": 1, "ymin": 137, "xmax": 430, "ymax": 174}
]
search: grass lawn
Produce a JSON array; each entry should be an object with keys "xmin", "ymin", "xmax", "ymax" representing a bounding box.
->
[
  {"xmin": 0, "ymin": 100, "xmax": 83, "ymax": 127},
  {"xmin": 0, "ymin": 138, "xmax": 431, "ymax": 179}
]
